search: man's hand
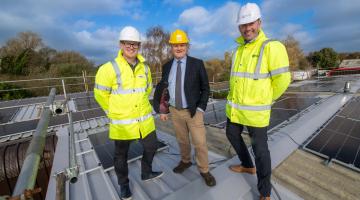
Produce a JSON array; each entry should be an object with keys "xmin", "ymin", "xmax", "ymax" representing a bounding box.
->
[{"xmin": 160, "ymin": 114, "xmax": 168, "ymax": 121}]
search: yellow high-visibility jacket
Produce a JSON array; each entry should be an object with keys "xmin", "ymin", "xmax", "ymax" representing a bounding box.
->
[
  {"xmin": 94, "ymin": 50, "xmax": 155, "ymax": 140},
  {"xmin": 226, "ymin": 30, "xmax": 291, "ymax": 127}
]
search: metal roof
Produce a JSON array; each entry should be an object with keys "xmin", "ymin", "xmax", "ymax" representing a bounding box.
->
[
  {"xmin": 2, "ymin": 74, "xmax": 360, "ymax": 200},
  {"xmin": 45, "ymin": 121, "xmax": 302, "ymax": 200}
]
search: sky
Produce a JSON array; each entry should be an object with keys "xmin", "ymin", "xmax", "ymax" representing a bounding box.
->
[{"xmin": 0, "ymin": 0, "xmax": 359, "ymax": 65}]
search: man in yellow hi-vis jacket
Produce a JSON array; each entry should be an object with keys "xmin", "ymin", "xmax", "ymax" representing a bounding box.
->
[
  {"xmin": 226, "ymin": 3, "xmax": 291, "ymax": 200},
  {"xmin": 94, "ymin": 26, "xmax": 163, "ymax": 200}
]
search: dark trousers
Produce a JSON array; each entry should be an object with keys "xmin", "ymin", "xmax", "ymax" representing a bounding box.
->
[
  {"xmin": 225, "ymin": 118, "xmax": 271, "ymax": 197},
  {"xmin": 114, "ymin": 131, "xmax": 158, "ymax": 185}
]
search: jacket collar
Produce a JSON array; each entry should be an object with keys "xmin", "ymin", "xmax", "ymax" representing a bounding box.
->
[{"xmin": 235, "ymin": 29, "xmax": 267, "ymax": 45}]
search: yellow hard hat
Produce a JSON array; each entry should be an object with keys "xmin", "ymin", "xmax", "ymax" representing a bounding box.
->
[{"xmin": 169, "ymin": 29, "xmax": 189, "ymax": 44}]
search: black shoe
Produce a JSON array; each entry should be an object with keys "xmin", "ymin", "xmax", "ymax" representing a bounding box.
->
[
  {"xmin": 120, "ymin": 183, "xmax": 132, "ymax": 200},
  {"xmin": 141, "ymin": 171, "xmax": 164, "ymax": 181},
  {"xmin": 173, "ymin": 161, "xmax": 192, "ymax": 173},
  {"xmin": 200, "ymin": 172, "xmax": 216, "ymax": 187}
]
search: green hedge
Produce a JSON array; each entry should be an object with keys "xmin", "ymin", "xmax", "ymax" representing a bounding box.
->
[{"xmin": 0, "ymin": 83, "xmax": 33, "ymax": 100}]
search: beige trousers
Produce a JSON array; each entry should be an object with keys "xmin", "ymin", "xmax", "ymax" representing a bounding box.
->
[{"xmin": 169, "ymin": 107, "xmax": 209, "ymax": 173}]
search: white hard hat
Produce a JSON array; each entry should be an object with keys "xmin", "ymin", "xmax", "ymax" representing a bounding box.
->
[
  {"xmin": 119, "ymin": 26, "xmax": 141, "ymax": 42},
  {"xmin": 237, "ymin": 3, "xmax": 261, "ymax": 25}
]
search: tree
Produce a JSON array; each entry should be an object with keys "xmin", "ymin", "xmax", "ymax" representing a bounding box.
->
[
  {"xmin": 38, "ymin": 47, "xmax": 57, "ymax": 71},
  {"xmin": 0, "ymin": 31, "xmax": 43, "ymax": 57},
  {"xmin": 338, "ymin": 52, "xmax": 360, "ymax": 60},
  {"xmin": 308, "ymin": 48, "xmax": 339, "ymax": 69},
  {"xmin": 205, "ymin": 58, "xmax": 224, "ymax": 82},
  {"xmin": 142, "ymin": 26, "xmax": 172, "ymax": 73},
  {"xmin": 0, "ymin": 31, "xmax": 44, "ymax": 75},
  {"xmin": 49, "ymin": 51, "xmax": 94, "ymax": 76},
  {"xmin": 282, "ymin": 35, "xmax": 309, "ymax": 70}
]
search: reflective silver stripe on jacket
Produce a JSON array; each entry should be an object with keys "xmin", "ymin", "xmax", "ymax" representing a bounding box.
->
[
  {"xmin": 110, "ymin": 60, "xmax": 148, "ymax": 95},
  {"xmin": 231, "ymin": 72, "xmax": 270, "ymax": 79},
  {"xmin": 231, "ymin": 67, "xmax": 289, "ymax": 79},
  {"xmin": 111, "ymin": 61, "xmax": 122, "ymax": 86},
  {"xmin": 227, "ymin": 100, "xmax": 271, "ymax": 111},
  {"xmin": 269, "ymin": 66, "xmax": 289, "ymax": 77},
  {"xmin": 110, "ymin": 113, "xmax": 152, "ymax": 125},
  {"xmin": 112, "ymin": 88, "xmax": 146, "ymax": 94},
  {"xmin": 254, "ymin": 39, "xmax": 275, "ymax": 80},
  {"xmin": 94, "ymin": 83, "xmax": 112, "ymax": 92}
]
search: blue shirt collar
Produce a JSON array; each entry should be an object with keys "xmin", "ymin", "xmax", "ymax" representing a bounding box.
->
[{"xmin": 174, "ymin": 56, "xmax": 187, "ymax": 64}]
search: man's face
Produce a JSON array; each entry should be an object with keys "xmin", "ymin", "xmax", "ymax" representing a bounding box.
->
[
  {"xmin": 120, "ymin": 41, "xmax": 140, "ymax": 59},
  {"xmin": 171, "ymin": 43, "xmax": 188, "ymax": 59},
  {"xmin": 239, "ymin": 19, "xmax": 261, "ymax": 41}
]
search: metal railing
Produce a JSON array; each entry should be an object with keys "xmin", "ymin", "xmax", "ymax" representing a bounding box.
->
[
  {"xmin": 0, "ymin": 73, "xmax": 94, "ymax": 95},
  {"xmin": 0, "ymin": 71, "xmax": 164, "ymax": 97},
  {"xmin": 11, "ymin": 88, "xmax": 56, "ymax": 198}
]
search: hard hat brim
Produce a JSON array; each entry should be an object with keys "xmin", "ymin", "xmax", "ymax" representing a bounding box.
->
[{"xmin": 237, "ymin": 17, "xmax": 261, "ymax": 25}]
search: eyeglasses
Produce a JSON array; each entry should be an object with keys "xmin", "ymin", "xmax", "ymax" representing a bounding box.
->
[{"xmin": 122, "ymin": 42, "xmax": 140, "ymax": 49}]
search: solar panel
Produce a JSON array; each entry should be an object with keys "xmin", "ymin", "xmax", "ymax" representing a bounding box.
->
[
  {"xmin": 319, "ymin": 132, "xmax": 345, "ymax": 158},
  {"xmin": 88, "ymin": 131, "xmax": 168, "ymax": 169},
  {"xmin": 272, "ymin": 97, "xmax": 320, "ymax": 111},
  {"xmin": 338, "ymin": 97, "xmax": 360, "ymax": 120},
  {"xmin": 0, "ymin": 98, "xmax": 44, "ymax": 108},
  {"xmin": 306, "ymin": 130, "xmax": 332, "ymax": 152},
  {"xmin": 72, "ymin": 112, "xmax": 85, "ymax": 122},
  {"xmin": 269, "ymin": 109, "xmax": 298, "ymax": 129},
  {"xmin": 49, "ymin": 115, "xmax": 69, "ymax": 127},
  {"xmin": 0, "ymin": 119, "xmax": 39, "ymax": 137},
  {"xmin": 0, "ymin": 107, "xmax": 19, "ymax": 123},
  {"xmin": 74, "ymin": 96, "xmax": 100, "ymax": 111},
  {"xmin": 305, "ymin": 99, "xmax": 360, "ymax": 170},
  {"xmin": 203, "ymin": 96, "xmax": 320, "ymax": 129},
  {"xmin": 335, "ymin": 138, "xmax": 360, "ymax": 164},
  {"xmin": 82, "ymin": 108, "xmax": 105, "ymax": 119},
  {"xmin": 288, "ymin": 77, "xmax": 359, "ymax": 93}
]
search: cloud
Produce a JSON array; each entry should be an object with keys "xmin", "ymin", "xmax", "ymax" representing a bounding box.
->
[
  {"xmin": 0, "ymin": 0, "xmax": 143, "ymax": 64},
  {"xmin": 191, "ymin": 40, "xmax": 214, "ymax": 51},
  {"xmin": 74, "ymin": 20, "xmax": 95, "ymax": 30},
  {"xmin": 0, "ymin": 0, "xmax": 141, "ymax": 17},
  {"xmin": 177, "ymin": 1, "xmax": 240, "ymax": 37},
  {"xmin": 73, "ymin": 27, "xmax": 120, "ymax": 63},
  {"xmin": 261, "ymin": 0, "xmax": 360, "ymax": 52},
  {"xmin": 279, "ymin": 23, "xmax": 313, "ymax": 46}
]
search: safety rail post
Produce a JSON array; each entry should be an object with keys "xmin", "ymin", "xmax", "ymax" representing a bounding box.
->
[
  {"xmin": 12, "ymin": 88, "xmax": 57, "ymax": 198},
  {"xmin": 82, "ymin": 70, "xmax": 89, "ymax": 93},
  {"xmin": 61, "ymin": 79, "xmax": 67, "ymax": 99},
  {"xmin": 65, "ymin": 106, "xmax": 79, "ymax": 183}
]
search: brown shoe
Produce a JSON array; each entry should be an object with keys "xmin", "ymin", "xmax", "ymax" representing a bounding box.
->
[
  {"xmin": 200, "ymin": 172, "xmax": 216, "ymax": 187},
  {"xmin": 259, "ymin": 195, "xmax": 270, "ymax": 200},
  {"xmin": 229, "ymin": 165, "xmax": 256, "ymax": 175},
  {"xmin": 173, "ymin": 161, "xmax": 192, "ymax": 173}
]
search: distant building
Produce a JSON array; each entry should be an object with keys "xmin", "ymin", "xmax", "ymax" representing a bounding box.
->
[
  {"xmin": 328, "ymin": 59, "xmax": 360, "ymax": 76},
  {"xmin": 339, "ymin": 59, "xmax": 360, "ymax": 68},
  {"xmin": 291, "ymin": 69, "xmax": 317, "ymax": 80}
]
